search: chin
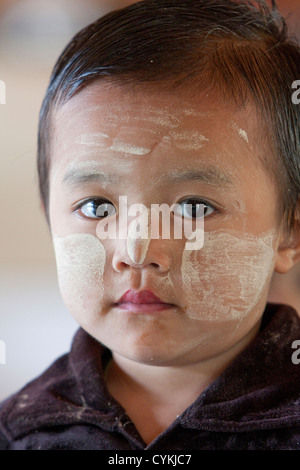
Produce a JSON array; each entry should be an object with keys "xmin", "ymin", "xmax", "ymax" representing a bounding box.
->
[{"xmin": 110, "ymin": 338, "xmax": 182, "ymax": 366}]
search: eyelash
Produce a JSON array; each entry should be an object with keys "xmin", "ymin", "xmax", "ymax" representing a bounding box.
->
[{"xmin": 74, "ymin": 197, "xmax": 217, "ymax": 221}]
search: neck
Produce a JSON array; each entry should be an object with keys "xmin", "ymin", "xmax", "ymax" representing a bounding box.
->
[
  {"xmin": 107, "ymin": 319, "xmax": 261, "ymax": 398},
  {"xmin": 107, "ymin": 354, "xmax": 221, "ymax": 401}
]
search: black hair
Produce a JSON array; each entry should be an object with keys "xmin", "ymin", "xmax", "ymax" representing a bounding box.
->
[{"xmin": 38, "ymin": 0, "xmax": 300, "ymax": 230}]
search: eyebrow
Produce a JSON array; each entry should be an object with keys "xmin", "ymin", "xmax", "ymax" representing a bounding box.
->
[
  {"xmin": 62, "ymin": 167, "xmax": 119, "ymax": 186},
  {"xmin": 62, "ymin": 166, "xmax": 233, "ymax": 188},
  {"xmin": 161, "ymin": 168, "xmax": 233, "ymax": 186}
]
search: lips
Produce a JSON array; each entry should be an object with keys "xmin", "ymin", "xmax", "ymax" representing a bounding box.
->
[{"xmin": 115, "ymin": 290, "xmax": 175, "ymax": 313}]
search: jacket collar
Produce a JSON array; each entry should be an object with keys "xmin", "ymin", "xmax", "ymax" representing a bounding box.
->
[{"xmin": 179, "ymin": 304, "xmax": 300, "ymax": 432}]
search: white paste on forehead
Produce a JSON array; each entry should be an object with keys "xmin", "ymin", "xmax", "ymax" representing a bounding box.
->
[
  {"xmin": 76, "ymin": 133, "xmax": 151, "ymax": 156},
  {"xmin": 229, "ymin": 121, "xmax": 249, "ymax": 144},
  {"xmin": 237, "ymin": 128, "xmax": 248, "ymax": 143},
  {"xmin": 109, "ymin": 141, "xmax": 151, "ymax": 156},
  {"xmin": 76, "ymin": 133, "xmax": 111, "ymax": 147},
  {"xmin": 170, "ymin": 130, "xmax": 209, "ymax": 151},
  {"xmin": 53, "ymin": 233, "xmax": 106, "ymax": 313},
  {"xmin": 181, "ymin": 229, "xmax": 275, "ymax": 321}
]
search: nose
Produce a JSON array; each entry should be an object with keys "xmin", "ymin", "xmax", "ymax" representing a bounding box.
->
[
  {"xmin": 112, "ymin": 209, "xmax": 171, "ymax": 273},
  {"xmin": 112, "ymin": 239, "xmax": 171, "ymax": 273}
]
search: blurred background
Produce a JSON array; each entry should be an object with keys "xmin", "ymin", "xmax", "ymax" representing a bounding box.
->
[{"xmin": 0, "ymin": 0, "xmax": 299, "ymax": 401}]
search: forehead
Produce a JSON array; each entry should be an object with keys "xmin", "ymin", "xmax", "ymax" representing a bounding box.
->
[{"xmin": 50, "ymin": 81, "xmax": 263, "ymax": 180}]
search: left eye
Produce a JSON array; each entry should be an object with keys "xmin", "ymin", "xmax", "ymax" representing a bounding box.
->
[
  {"xmin": 175, "ymin": 198, "xmax": 215, "ymax": 219},
  {"xmin": 77, "ymin": 198, "xmax": 117, "ymax": 219}
]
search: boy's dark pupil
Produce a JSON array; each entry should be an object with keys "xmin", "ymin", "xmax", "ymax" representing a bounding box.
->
[
  {"xmin": 93, "ymin": 200, "xmax": 109, "ymax": 217},
  {"xmin": 186, "ymin": 202, "xmax": 205, "ymax": 217}
]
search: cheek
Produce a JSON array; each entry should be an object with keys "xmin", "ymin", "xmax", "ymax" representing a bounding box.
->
[
  {"xmin": 181, "ymin": 231, "xmax": 275, "ymax": 321},
  {"xmin": 53, "ymin": 234, "xmax": 106, "ymax": 321}
]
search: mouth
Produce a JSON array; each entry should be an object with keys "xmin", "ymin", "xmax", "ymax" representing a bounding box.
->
[{"xmin": 114, "ymin": 289, "xmax": 176, "ymax": 313}]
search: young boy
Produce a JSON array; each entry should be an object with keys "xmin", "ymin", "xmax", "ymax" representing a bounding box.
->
[{"xmin": 0, "ymin": 0, "xmax": 299, "ymax": 450}]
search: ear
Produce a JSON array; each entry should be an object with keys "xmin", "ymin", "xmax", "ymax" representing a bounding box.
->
[{"xmin": 274, "ymin": 217, "xmax": 300, "ymax": 274}]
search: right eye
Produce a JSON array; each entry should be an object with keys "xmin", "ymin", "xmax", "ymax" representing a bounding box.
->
[{"xmin": 77, "ymin": 198, "xmax": 117, "ymax": 220}]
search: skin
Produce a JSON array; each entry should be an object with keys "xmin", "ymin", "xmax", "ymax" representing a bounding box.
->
[
  {"xmin": 48, "ymin": 81, "xmax": 300, "ymax": 444},
  {"xmin": 269, "ymin": 268, "xmax": 300, "ymax": 315}
]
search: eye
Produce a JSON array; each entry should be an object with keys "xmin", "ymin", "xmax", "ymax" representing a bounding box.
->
[
  {"xmin": 76, "ymin": 198, "xmax": 117, "ymax": 219},
  {"xmin": 175, "ymin": 198, "xmax": 216, "ymax": 219}
]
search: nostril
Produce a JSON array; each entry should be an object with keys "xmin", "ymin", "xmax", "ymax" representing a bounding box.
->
[
  {"xmin": 120, "ymin": 262, "xmax": 130, "ymax": 269},
  {"xmin": 114, "ymin": 261, "xmax": 130, "ymax": 273},
  {"xmin": 152, "ymin": 263, "xmax": 160, "ymax": 269}
]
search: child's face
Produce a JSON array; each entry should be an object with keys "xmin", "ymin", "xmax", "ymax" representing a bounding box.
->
[{"xmin": 48, "ymin": 81, "xmax": 284, "ymax": 366}]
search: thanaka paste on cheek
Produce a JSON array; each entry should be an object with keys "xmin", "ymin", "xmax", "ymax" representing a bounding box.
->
[
  {"xmin": 181, "ymin": 229, "xmax": 275, "ymax": 321},
  {"xmin": 52, "ymin": 234, "xmax": 106, "ymax": 320}
]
